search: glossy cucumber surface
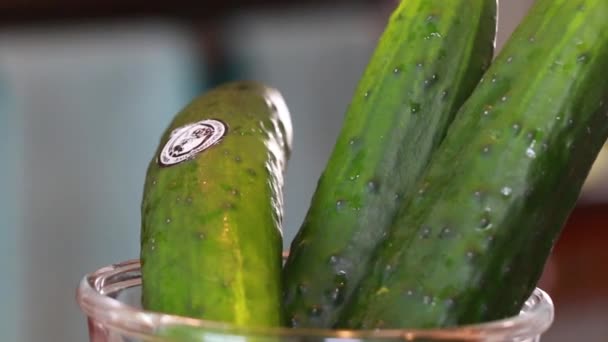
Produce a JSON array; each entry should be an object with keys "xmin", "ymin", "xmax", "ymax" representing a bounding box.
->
[
  {"xmin": 339, "ymin": 0, "xmax": 608, "ymax": 329},
  {"xmin": 141, "ymin": 81, "xmax": 293, "ymax": 327},
  {"xmin": 282, "ymin": 0, "xmax": 497, "ymax": 329}
]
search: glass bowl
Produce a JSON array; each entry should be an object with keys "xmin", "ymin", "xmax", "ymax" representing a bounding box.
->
[{"xmin": 76, "ymin": 259, "xmax": 554, "ymax": 342}]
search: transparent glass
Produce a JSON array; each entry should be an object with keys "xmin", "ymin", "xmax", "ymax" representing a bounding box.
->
[{"xmin": 76, "ymin": 259, "xmax": 554, "ymax": 342}]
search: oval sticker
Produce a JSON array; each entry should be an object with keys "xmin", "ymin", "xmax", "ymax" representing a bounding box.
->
[{"xmin": 158, "ymin": 119, "xmax": 227, "ymax": 167}]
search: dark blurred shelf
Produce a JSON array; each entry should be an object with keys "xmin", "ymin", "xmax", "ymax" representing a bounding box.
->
[
  {"xmin": 549, "ymin": 203, "xmax": 608, "ymax": 300},
  {"xmin": 0, "ymin": 0, "xmax": 370, "ymax": 27}
]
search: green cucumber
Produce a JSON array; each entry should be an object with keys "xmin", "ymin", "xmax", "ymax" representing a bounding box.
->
[
  {"xmin": 339, "ymin": 0, "xmax": 608, "ymax": 329},
  {"xmin": 282, "ymin": 0, "xmax": 497, "ymax": 328},
  {"xmin": 140, "ymin": 81, "xmax": 293, "ymax": 327}
]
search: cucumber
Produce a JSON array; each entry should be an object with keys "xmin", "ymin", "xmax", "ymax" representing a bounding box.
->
[
  {"xmin": 282, "ymin": 0, "xmax": 497, "ymax": 328},
  {"xmin": 339, "ymin": 0, "xmax": 608, "ymax": 329},
  {"xmin": 140, "ymin": 81, "xmax": 293, "ymax": 327}
]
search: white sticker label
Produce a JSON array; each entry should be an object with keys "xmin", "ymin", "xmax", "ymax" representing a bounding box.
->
[{"xmin": 159, "ymin": 119, "xmax": 227, "ymax": 167}]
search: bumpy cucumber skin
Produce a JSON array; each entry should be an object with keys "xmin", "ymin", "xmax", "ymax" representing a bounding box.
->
[
  {"xmin": 140, "ymin": 81, "xmax": 292, "ymax": 327},
  {"xmin": 339, "ymin": 0, "xmax": 608, "ymax": 329},
  {"xmin": 282, "ymin": 0, "xmax": 497, "ymax": 329}
]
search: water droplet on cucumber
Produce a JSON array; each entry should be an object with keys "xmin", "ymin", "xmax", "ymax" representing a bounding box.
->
[
  {"xmin": 512, "ymin": 123, "xmax": 521, "ymax": 134},
  {"xmin": 328, "ymin": 285, "xmax": 346, "ymax": 305},
  {"xmin": 438, "ymin": 226, "xmax": 452, "ymax": 239},
  {"xmin": 410, "ymin": 102, "xmax": 421, "ymax": 113},
  {"xmin": 420, "ymin": 226, "xmax": 431, "ymax": 239},
  {"xmin": 577, "ymin": 53, "xmax": 589, "ymax": 64},
  {"xmin": 367, "ymin": 180, "xmax": 379, "ymax": 193},
  {"xmin": 479, "ymin": 215, "xmax": 491, "ymax": 229},
  {"xmin": 336, "ymin": 200, "xmax": 345, "ymax": 210},
  {"xmin": 424, "ymin": 74, "xmax": 438, "ymax": 87},
  {"xmin": 526, "ymin": 140, "xmax": 537, "ymax": 159},
  {"xmin": 290, "ymin": 316, "xmax": 299, "ymax": 328}
]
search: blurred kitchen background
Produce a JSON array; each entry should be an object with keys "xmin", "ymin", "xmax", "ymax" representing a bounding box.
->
[{"xmin": 0, "ymin": 0, "xmax": 606, "ymax": 341}]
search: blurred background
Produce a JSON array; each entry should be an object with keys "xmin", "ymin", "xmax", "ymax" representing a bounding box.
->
[{"xmin": 0, "ymin": 0, "xmax": 606, "ymax": 341}]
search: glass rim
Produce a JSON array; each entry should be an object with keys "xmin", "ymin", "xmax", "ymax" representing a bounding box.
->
[{"xmin": 76, "ymin": 258, "xmax": 554, "ymax": 340}]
